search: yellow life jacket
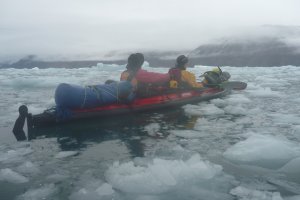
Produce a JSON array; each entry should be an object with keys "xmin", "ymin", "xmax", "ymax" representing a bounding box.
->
[
  {"xmin": 120, "ymin": 70, "xmax": 138, "ymax": 90},
  {"xmin": 181, "ymin": 70, "xmax": 203, "ymax": 88}
]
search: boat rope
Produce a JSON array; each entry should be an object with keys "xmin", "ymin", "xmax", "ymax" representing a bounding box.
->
[
  {"xmin": 117, "ymin": 82, "xmax": 120, "ymax": 103},
  {"xmin": 90, "ymin": 86, "xmax": 102, "ymax": 100},
  {"xmin": 95, "ymin": 84, "xmax": 120, "ymax": 101},
  {"xmin": 100, "ymin": 86, "xmax": 119, "ymax": 101},
  {"xmin": 81, "ymin": 83, "xmax": 123, "ymax": 108},
  {"xmin": 81, "ymin": 86, "xmax": 88, "ymax": 108}
]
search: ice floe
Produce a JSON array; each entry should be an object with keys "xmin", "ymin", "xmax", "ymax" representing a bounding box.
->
[
  {"xmin": 46, "ymin": 173, "xmax": 69, "ymax": 182},
  {"xmin": 223, "ymin": 134, "xmax": 300, "ymax": 168},
  {"xmin": 69, "ymin": 183, "xmax": 114, "ymax": 200},
  {"xmin": 230, "ymin": 186, "xmax": 283, "ymax": 200},
  {"xmin": 95, "ymin": 183, "xmax": 114, "ymax": 196},
  {"xmin": 183, "ymin": 103, "xmax": 225, "ymax": 116},
  {"xmin": 0, "ymin": 147, "xmax": 33, "ymax": 164},
  {"xmin": 55, "ymin": 151, "xmax": 79, "ymax": 158},
  {"xmin": 224, "ymin": 105, "xmax": 247, "ymax": 115},
  {"xmin": 278, "ymin": 157, "xmax": 300, "ymax": 174},
  {"xmin": 247, "ymin": 86, "xmax": 282, "ymax": 97},
  {"xmin": 284, "ymin": 195, "xmax": 300, "ymax": 200},
  {"xmin": 223, "ymin": 94, "xmax": 251, "ymax": 105},
  {"xmin": 144, "ymin": 123, "xmax": 162, "ymax": 136},
  {"xmin": 69, "ymin": 170, "xmax": 114, "ymax": 200},
  {"xmin": 16, "ymin": 161, "xmax": 40, "ymax": 175},
  {"xmin": 268, "ymin": 113, "xmax": 300, "ymax": 125},
  {"xmin": 170, "ymin": 130, "xmax": 209, "ymax": 139},
  {"xmin": 105, "ymin": 154, "xmax": 222, "ymax": 194},
  {"xmin": 0, "ymin": 168, "xmax": 28, "ymax": 183},
  {"xmin": 17, "ymin": 184, "xmax": 58, "ymax": 200}
]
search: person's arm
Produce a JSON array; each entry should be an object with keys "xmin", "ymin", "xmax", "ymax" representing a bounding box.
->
[
  {"xmin": 181, "ymin": 71, "xmax": 203, "ymax": 88},
  {"xmin": 136, "ymin": 69, "xmax": 170, "ymax": 83}
]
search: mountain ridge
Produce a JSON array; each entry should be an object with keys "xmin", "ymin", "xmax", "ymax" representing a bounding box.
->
[{"xmin": 1, "ymin": 37, "xmax": 300, "ymax": 68}]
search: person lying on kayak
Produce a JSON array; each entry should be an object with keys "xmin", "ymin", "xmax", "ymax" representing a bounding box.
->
[
  {"xmin": 120, "ymin": 53, "xmax": 170, "ymax": 91},
  {"xmin": 168, "ymin": 55, "xmax": 203, "ymax": 88}
]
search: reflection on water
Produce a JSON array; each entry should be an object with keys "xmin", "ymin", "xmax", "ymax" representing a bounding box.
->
[{"xmin": 28, "ymin": 108, "xmax": 188, "ymax": 156}]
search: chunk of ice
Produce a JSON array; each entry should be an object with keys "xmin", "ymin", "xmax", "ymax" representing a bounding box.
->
[
  {"xmin": 95, "ymin": 183, "xmax": 114, "ymax": 196},
  {"xmin": 170, "ymin": 130, "xmax": 209, "ymax": 139},
  {"xmin": 144, "ymin": 123, "xmax": 161, "ymax": 136},
  {"xmin": 279, "ymin": 157, "xmax": 300, "ymax": 174},
  {"xmin": 224, "ymin": 134, "xmax": 300, "ymax": 168},
  {"xmin": 46, "ymin": 174, "xmax": 68, "ymax": 182},
  {"xmin": 284, "ymin": 195, "xmax": 300, "ymax": 200},
  {"xmin": 247, "ymin": 86, "xmax": 282, "ymax": 98},
  {"xmin": 69, "ymin": 188, "xmax": 100, "ymax": 200},
  {"xmin": 183, "ymin": 103, "xmax": 225, "ymax": 116},
  {"xmin": 223, "ymin": 94, "xmax": 251, "ymax": 106},
  {"xmin": 224, "ymin": 105, "xmax": 247, "ymax": 115},
  {"xmin": 0, "ymin": 147, "xmax": 33, "ymax": 163},
  {"xmin": 69, "ymin": 183, "xmax": 114, "ymax": 200},
  {"xmin": 17, "ymin": 161, "xmax": 40, "ymax": 175},
  {"xmin": 230, "ymin": 186, "xmax": 283, "ymax": 200},
  {"xmin": 17, "ymin": 184, "xmax": 57, "ymax": 200},
  {"xmin": 0, "ymin": 168, "xmax": 28, "ymax": 183},
  {"xmin": 105, "ymin": 154, "xmax": 222, "ymax": 194},
  {"xmin": 55, "ymin": 151, "xmax": 79, "ymax": 159}
]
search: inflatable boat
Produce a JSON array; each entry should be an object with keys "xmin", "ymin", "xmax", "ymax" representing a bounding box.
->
[{"xmin": 13, "ymin": 81, "xmax": 246, "ymax": 135}]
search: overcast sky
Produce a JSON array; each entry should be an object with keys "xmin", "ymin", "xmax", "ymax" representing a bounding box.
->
[{"xmin": 1, "ymin": 0, "xmax": 299, "ymax": 61}]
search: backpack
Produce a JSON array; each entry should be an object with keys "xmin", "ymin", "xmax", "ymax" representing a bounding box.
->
[{"xmin": 203, "ymin": 71, "xmax": 230, "ymax": 85}]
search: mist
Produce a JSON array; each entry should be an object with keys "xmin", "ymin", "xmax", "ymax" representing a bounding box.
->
[{"xmin": 1, "ymin": 0, "xmax": 299, "ymax": 62}]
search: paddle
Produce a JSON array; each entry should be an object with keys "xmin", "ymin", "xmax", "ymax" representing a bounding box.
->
[{"xmin": 12, "ymin": 105, "xmax": 28, "ymax": 141}]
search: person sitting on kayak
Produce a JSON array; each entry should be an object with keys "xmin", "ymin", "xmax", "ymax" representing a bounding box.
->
[
  {"xmin": 120, "ymin": 53, "xmax": 170, "ymax": 93},
  {"xmin": 168, "ymin": 55, "xmax": 203, "ymax": 88}
]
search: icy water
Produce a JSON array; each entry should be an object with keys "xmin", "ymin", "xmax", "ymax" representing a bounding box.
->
[{"xmin": 0, "ymin": 64, "xmax": 300, "ymax": 200}]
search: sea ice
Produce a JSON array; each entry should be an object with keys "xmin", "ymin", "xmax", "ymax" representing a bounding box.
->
[
  {"xmin": 230, "ymin": 186, "xmax": 283, "ymax": 200},
  {"xmin": 292, "ymin": 125, "xmax": 300, "ymax": 134},
  {"xmin": 0, "ymin": 168, "xmax": 28, "ymax": 183},
  {"xmin": 144, "ymin": 123, "xmax": 161, "ymax": 136},
  {"xmin": 193, "ymin": 117, "xmax": 236, "ymax": 133},
  {"xmin": 183, "ymin": 103, "xmax": 225, "ymax": 116},
  {"xmin": 95, "ymin": 183, "xmax": 114, "ymax": 196},
  {"xmin": 0, "ymin": 147, "xmax": 33, "ymax": 163},
  {"xmin": 268, "ymin": 113, "xmax": 300, "ymax": 125},
  {"xmin": 55, "ymin": 151, "xmax": 79, "ymax": 158},
  {"xmin": 247, "ymin": 86, "xmax": 282, "ymax": 98},
  {"xmin": 223, "ymin": 134, "xmax": 300, "ymax": 168},
  {"xmin": 284, "ymin": 195, "xmax": 300, "ymax": 200},
  {"xmin": 170, "ymin": 130, "xmax": 209, "ymax": 139},
  {"xmin": 224, "ymin": 105, "xmax": 247, "ymax": 115},
  {"xmin": 16, "ymin": 161, "xmax": 40, "ymax": 175},
  {"xmin": 278, "ymin": 157, "xmax": 300, "ymax": 174},
  {"xmin": 224, "ymin": 94, "xmax": 251, "ymax": 105},
  {"xmin": 46, "ymin": 173, "xmax": 69, "ymax": 182},
  {"xmin": 210, "ymin": 98, "xmax": 227, "ymax": 107},
  {"xmin": 69, "ymin": 188, "xmax": 101, "ymax": 200},
  {"xmin": 17, "ymin": 184, "xmax": 57, "ymax": 200},
  {"xmin": 69, "ymin": 169, "xmax": 116, "ymax": 200},
  {"xmin": 105, "ymin": 154, "xmax": 222, "ymax": 194}
]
